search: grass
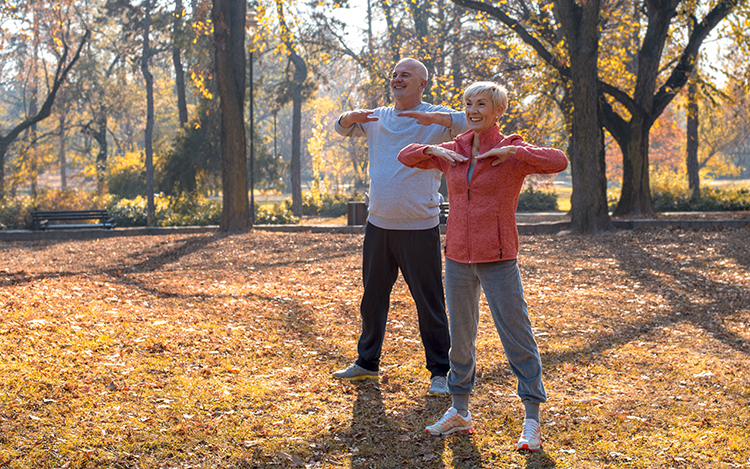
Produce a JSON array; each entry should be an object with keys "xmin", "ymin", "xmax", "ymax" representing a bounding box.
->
[{"xmin": 1, "ymin": 227, "xmax": 749, "ymax": 468}]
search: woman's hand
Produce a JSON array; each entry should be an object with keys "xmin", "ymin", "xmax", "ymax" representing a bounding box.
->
[
  {"xmin": 425, "ymin": 145, "xmax": 467, "ymax": 166},
  {"xmin": 475, "ymin": 146, "xmax": 516, "ymax": 166}
]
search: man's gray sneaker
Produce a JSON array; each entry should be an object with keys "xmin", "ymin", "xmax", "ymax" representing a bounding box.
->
[
  {"xmin": 428, "ymin": 375, "xmax": 449, "ymax": 396},
  {"xmin": 333, "ymin": 363, "xmax": 379, "ymax": 381}
]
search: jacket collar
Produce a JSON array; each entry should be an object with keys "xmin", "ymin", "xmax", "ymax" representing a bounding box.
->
[{"xmin": 456, "ymin": 125, "xmax": 504, "ymax": 155}]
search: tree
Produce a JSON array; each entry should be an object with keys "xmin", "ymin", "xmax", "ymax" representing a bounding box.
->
[
  {"xmin": 686, "ymin": 71, "xmax": 700, "ymax": 200},
  {"xmin": 212, "ymin": 0, "xmax": 251, "ymax": 232},
  {"xmin": 451, "ymin": 0, "xmax": 611, "ymax": 233},
  {"xmin": 275, "ymin": 0, "xmax": 307, "ymax": 217},
  {"xmin": 172, "ymin": 0, "xmax": 189, "ymax": 127},
  {"xmin": 158, "ymin": 98, "xmax": 221, "ymax": 195},
  {"xmin": 0, "ymin": 29, "xmax": 90, "ymax": 198},
  {"xmin": 453, "ymin": 0, "xmax": 741, "ymax": 223},
  {"xmin": 601, "ymin": 0, "xmax": 740, "ymax": 216},
  {"xmin": 142, "ymin": 0, "xmax": 156, "ymax": 225},
  {"xmin": 556, "ymin": 0, "xmax": 612, "ymax": 233}
]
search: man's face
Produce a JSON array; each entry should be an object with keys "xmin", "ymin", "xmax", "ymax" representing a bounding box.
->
[{"xmin": 390, "ymin": 61, "xmax": 426, "ymax": 100}]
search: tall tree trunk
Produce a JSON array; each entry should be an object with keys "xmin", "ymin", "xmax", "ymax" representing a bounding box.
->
[
  {"xmin": 686, "ymin": 74, "xmax": 700, "ymax": 202},
  {"xmin": 556, "ymin": 0, "xmax": 613, "ymax": 234},
  {"xmin": 213, "ymin": 0, "xmax": 251, "ymax": 232},
  {"xmin": 614, "ymin": 115, "xmax": 652, "ymax": 217},
  {"xmin": 142, "ymin": 0, "xmax": 155, "ymax": 226},
  {"xmin": 173, "ymin": 0, "xmax": 189, "ymax": 127},
  {"xmin": 276, "ymin": 0, "xmax": 307, "ymax": 217},
  {"xmin": 289, "ymin": 51, "xmax": 307, "ymax": 217},
  {"xmin": 96, "ymin": 114, "xmax": 108, "ymax": 198},
  {"xmin": 28, "ymin": 94, "xmax": 39, "ymax": 201},
  {"xmin": 380, "ymin": 0, "xmax": 401, "ymax": 102},
  {"xmin": 410, "ymin": 0, "xmax": 434, "ymax": 100},
  {"xmin": 59, "ymin": 112, "xmax": 67, "ymax": 189},
  {"xmin": 82, "ymin": 110, "xmax": 108, "ymax": 198}
]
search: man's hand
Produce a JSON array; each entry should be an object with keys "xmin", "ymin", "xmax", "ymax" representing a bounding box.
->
[
  {"xmin": 340, "ymin": 110, "xmax": 378, "ymax": 128},
  {"xmin": 397, "ymin": 111, "xmax": 452, "ymax": 127},
  {"xmin": 475, "ymin": 146, "xmax": 516, "ymax": 166},
  {"xmin": 425, "ymin": 145, "xmax": 467, "ymax": 166}
]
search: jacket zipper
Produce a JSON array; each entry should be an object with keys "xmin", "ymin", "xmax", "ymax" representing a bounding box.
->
[{"xmin": 467, "ymin": 185, "xmax": 472, "ymax": 263}]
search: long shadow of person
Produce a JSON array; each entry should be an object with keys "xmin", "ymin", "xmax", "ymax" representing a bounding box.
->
[
  {"xmin": 523, "ymin": 448, "xmax": 556, "ymax": 468},
  {"xmin": 341, "ymin": 382, "xmax": 464, "ymax": 468},
  {"xmin": 444, "ymin": 432, "xmax": 483, "ymax": 468},
  {"xmin": 342, "ymin": 381, "xmax": 398, "ymax": 467}
]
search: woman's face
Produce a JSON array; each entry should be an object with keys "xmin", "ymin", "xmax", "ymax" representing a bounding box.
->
[{"xmin": 465, "ymin": 91, "xmax": 500, "ymax": 135}]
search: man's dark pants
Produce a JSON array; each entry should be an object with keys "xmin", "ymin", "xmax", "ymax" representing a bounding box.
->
[{"xmin": 355, "ymin": 222, "xmax": 451, "ymax": 378}]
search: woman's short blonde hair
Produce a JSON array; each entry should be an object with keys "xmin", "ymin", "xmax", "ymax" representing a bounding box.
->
[{"xmin": 464, "ymin": 81, "xmax": 508, "ymax": 115}]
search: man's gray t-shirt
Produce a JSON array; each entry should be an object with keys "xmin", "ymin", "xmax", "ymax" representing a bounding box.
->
[{"xmin": 335, "ymin": 102, "xmax": 468, "ymax": 230}]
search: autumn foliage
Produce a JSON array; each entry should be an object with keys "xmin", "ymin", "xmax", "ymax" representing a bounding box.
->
[{"xmin": 1, "ymin": 228, "xmax": 749, "ymax": 468}]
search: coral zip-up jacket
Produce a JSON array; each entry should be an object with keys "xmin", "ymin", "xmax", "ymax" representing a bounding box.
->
[{"xmin": 398, "ymin": 125, "xmax": 568, "ymax": 264}]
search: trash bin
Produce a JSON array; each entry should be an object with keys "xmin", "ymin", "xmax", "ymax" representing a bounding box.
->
[{"xmin": 347, "ymin": 201, "xmax": 368, "ymax": 226}]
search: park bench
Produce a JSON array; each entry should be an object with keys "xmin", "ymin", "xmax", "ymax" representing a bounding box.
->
[
  {"xmin": 346, "ymin": 201, "xmax": 450, "ymax": 225},
  {"xmin": 31, "ymin": 210, "xmax": 116, "ymax": 231},
  {"xmin": 439, "ymin": 202, "xmax": 449, "ymax": 225}
]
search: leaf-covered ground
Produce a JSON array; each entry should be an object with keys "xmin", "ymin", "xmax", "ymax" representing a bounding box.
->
[{"xmin": 1, "ymin": 226, "xmax": 749, "ymax": 468}]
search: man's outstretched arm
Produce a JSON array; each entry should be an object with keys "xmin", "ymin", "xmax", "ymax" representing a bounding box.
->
[
  {"xmin": 339, "ymin": 109, "xmax": 378, "ymax": 128},
  {"xmin": 396, "ymin": 111, "xmax": 453, "ymax": 127}
]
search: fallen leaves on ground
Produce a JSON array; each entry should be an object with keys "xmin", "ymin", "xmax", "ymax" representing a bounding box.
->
[{"xmin": 1, "ymin": 226, "xmax": 749, "ymax": 468}]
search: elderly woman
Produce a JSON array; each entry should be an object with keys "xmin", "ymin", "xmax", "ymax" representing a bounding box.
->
[{"xmin": 398, "ymin": 81, "xmax": 568, "ymax": 451}]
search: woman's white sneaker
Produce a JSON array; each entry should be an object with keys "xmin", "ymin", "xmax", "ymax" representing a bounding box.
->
[
  {"xmin": 425, "ymin": 407, "xmax": 473, "ymax": 436},
  {"xmin": 516, "ymin": 418, "xmax": 541, "ymax": 451}
]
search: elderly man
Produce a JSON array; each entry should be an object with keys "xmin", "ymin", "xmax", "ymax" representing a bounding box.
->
[{"xmin": 333, "ymin": 58, "xmax": 468, "ymax": 396}]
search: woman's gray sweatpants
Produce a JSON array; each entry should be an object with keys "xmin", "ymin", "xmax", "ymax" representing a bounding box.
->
[{"xmin": 445, "ymin": 258, "xmax": 547, "ymax": 404}]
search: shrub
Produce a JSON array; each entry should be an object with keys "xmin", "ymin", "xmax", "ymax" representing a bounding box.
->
[
  {"xmin": 0, "ymin": 198, "xmax": 32, "ymax": 230},
  {"xmin": 107, "ymin": 152, "xmax": 147, "ymax": 200},
  {"xmin": 160, "ymin": 195, "xmax": 221, "ymax": 226},
  {"xmin": 0, "ymin": 189, "xmax": 105, "ymax": 230},
  {"xmin": 255, "ymin": 202, "xmax": 299, "ymax": 225},
  {"xmin": 516, "ymin": 187, "xmax": 559, "ymax": 212},
  {"xmin": 300, "ymin": 191, "xmax": 354, "ymax": 217},
  {"xmin": 652, "ymin": 186, "xmax": 750, "ymax": 212},
  {"xmin": 107, "ymin": 194, "xmax": 222, "ymax": 227},
  {"xmin": 107, "ymin": 196, "xmax": 152, "ymax": 227},
  {"xmin": 34, "ymin": 188, "xmax": 101, "ymax": 211}
]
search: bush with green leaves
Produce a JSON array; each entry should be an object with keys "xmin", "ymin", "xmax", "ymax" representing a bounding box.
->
[
  {"xmin": 298, "ymin": 191, "xmax": 365, "ymax": 217},
  {"xmin": 0, "ymin": 189, "xmax": 106, "ymax": 230},
  {"xmin": 107, "ymin": 152, "xmax": 147, "ymax": 200},
  {"xmin": 516, "ymin": 186, "xmax": 559, "ymax": 212},
  {"xmin": 0, "ymin": 198, "xmax": 31, "ymax": 230},
  {"xmin": 255, "ymin": 202, "xmax": 299, "ymax": 225},
  {"xmin": 107, "ymin": 194, "xmax": 222, "ymax": 227},
  {"xmin": 652, "ymin": 185, "xmax": 750, "ymax": 212}
]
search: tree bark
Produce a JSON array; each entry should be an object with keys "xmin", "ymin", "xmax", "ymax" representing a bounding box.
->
[
  {"xmin": 28, "ymin": 94, "xmax": 39, "ymax": 201},
  {"xmin": 0, "ymin": 30, "xmax": 89, "ymax": 198},
  {"xmin": 213, "ymin": 0, "xmax": 251, "ymax": 232},
  {"xmin": 173, "ymin": 0, "xmax": 189, "ymax": 127},
  {"xmin": 276, "ymin": 0, "xmax": 307, "ymax": 217},
  {"xmin": 59, "ymin": 113, "xmax": 67, "ymax": 190},
  {"xmin": 142, "ymin": 0, "xmax": 155, "ymax": 226},
  {"xmin": 289, "ymin": 51, "xmax": 307, "ymax": 217},
  {"xmin": 83, "ymin": 111, "xmax": 108, "ymax": 198},
  {"xmin": 686, "ymin": 77, "xmax": 700, "ymax": 202},
  {"xmin": 556, "ymin": 0, "xmax": 613, "ymax": 234}
]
